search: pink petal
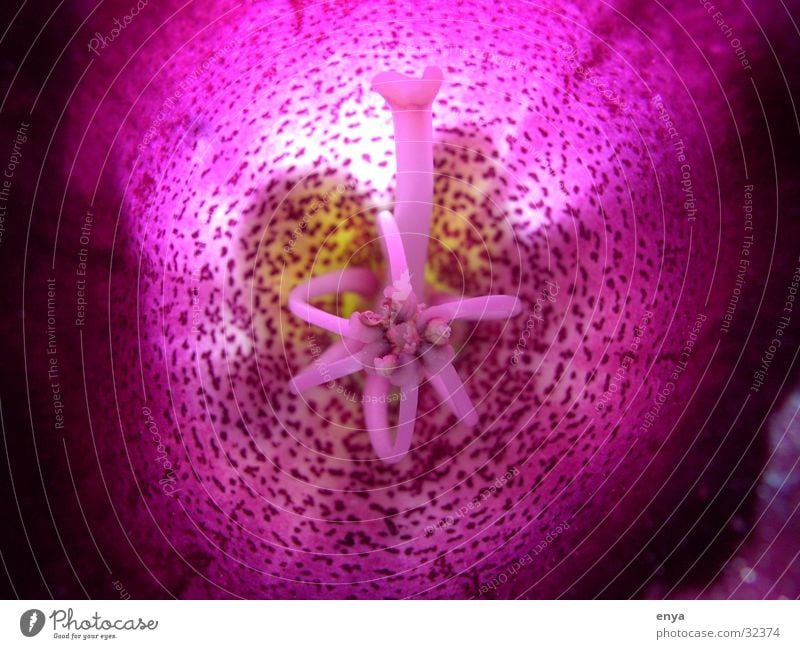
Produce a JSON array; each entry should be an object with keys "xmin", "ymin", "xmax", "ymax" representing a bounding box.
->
[
  {"xmin": 425, "ymin": 363, "xmax": 479, "ymax": 427},
  {"xmin": 362, "ymin": 375, "xmax": 420, "ymax": 464}
]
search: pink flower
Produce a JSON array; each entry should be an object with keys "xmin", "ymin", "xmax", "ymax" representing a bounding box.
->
[{"xmin": 8, "ymin": 0, "xmax": 799, "ymax": 599}]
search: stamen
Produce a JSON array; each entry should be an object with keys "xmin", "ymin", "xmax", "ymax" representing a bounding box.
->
[
  {"xmin": 372, "ymin": 67, "xmax": 443, "ymax": 297},
  {"xmin": 426, "ymin": 364, "xmax": 479, "ymax": 427},
  {"xmin": 289, "ymin": 350, "xmax": 366, "ymax": 394},
  {"xmin": 384, "ymin": 269, "xmax": 415, "ymax": 317},
  {"xmin": 377, "ymin": 209, "xmax": 409, "ymax": 283},
  {"xmin": 386, "ymin": 353, "xmax": 422, "ymax": 387},
  {"xmin": 288, "ymin": 268, "xmax": 379, "ymax": 340},
  {"xmin": 287, "ymin": 67, "xmax": 522, "ymax": 464},
  {"xmin": 363, "ymin": 375, "xmax": 420, "ymax": 465},
  {"xmin": 418, "ymin": 341, "xmax": 453, "ymax": 374},
  {"xmin": 423, "ymin": 318, "xmax": 451, "ymax": 346},
  {"xmin": 348, "ymin": 312, "xmax": 385, "ymax": 343},
  {"xmin": 419, "ymin": 295, "xmax": 522, "ymax": 327},
  {"xmin": 373, "ymin": 353, "xmax": 398, "ymax": 377}
]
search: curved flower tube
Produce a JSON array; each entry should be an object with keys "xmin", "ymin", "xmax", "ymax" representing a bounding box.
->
[{"xmin": 4, "ymin": 0, "xmax": 800, "ymax": 601}]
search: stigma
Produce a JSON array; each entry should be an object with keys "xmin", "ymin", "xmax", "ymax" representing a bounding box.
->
[{"xmin": 287, "ymin": 67, "xmax": 522, "ymax": 464}]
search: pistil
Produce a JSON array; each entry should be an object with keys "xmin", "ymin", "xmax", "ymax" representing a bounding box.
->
[
  {"xmin": 288, "ymin": 67, "xmax": 522, "ymax": 464},
  {"xmin": 371, "ymin": 66, "xmax": 443, "ymax": 297}
]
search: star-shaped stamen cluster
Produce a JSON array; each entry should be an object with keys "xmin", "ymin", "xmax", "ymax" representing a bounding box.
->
[{"xmin": 287, "ymin": 67, "xmax": 522, "ymax": 464}]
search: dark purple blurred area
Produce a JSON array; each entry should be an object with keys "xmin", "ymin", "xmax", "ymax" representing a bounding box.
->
[{"xmin": 0, "ymin": 0, "xmax": 799, "ymax": 599}]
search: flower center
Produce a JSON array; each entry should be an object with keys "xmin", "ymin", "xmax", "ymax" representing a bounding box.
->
[
  {"xmin": 287, "ymin": 67, "xmax": 522, "ymax": 464},
  {"xmin": 349, "ymin": 269, "xmax": 455, "ymax": 387}
]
